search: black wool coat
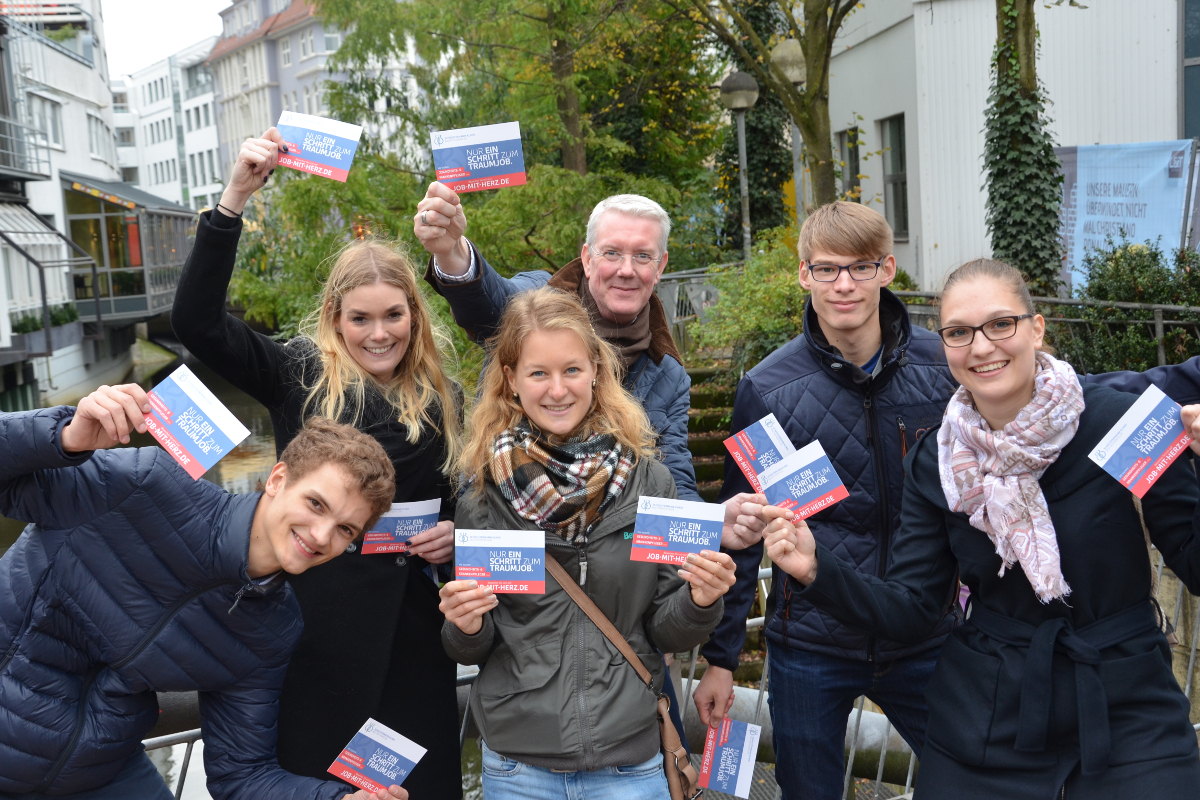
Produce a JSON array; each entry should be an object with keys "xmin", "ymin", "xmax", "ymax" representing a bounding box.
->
[
  {"xmin": 172, "ymin": 210, "xmax": 462, "ymax": 798},
  {"xmin": 801, "ymin": 384, "xmax": 1200, "ymax": 798}
]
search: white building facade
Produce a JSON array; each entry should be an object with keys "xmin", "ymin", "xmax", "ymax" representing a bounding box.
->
[{"xmin": 825, "ymin": 0, "xmax": 1184, "ymax": 291}]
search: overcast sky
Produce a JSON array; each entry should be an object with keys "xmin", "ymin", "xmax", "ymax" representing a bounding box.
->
[{"xmin": 101, "ymin": 0, "xmax": 230, "ymax": 78}]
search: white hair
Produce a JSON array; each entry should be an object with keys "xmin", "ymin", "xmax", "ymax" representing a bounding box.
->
[{"xmin": 585, "ymin": 194, "xmax": 671, "ymax": 255}]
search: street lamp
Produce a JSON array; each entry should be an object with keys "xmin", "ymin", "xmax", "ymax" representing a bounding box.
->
[
  {"xmin": 771, "ymin": 38, "xmax": 807, "ymax": 228},
  {"xmin": 719, "ymin": 71, "xmax": 759, "ymax": 261}
]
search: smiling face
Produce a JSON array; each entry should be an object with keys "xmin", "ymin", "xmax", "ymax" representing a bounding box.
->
[
  {"xmin": 503, "ymin": 328, "xmax": 597, "ymax": 437},
  {"xmin": 335, "ymin": 282, "xmax": 412, "ymax": 381},
  {"xmin": 580, "ymin": 211, "xmax": 668, "ymax": 324},
  {"xmin": 798, "ymin": 249, "xmax": 896, "ymax": 339},
  {"xmin": 249, "ymin": 462, "xmax": 374, "ymax": 577},
  {"xmin": 940, "ymin": 275, "xmax": 1046, "ymax": 429}
]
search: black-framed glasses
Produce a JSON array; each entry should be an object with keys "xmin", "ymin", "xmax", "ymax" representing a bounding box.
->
[
  {"xmin": 806, "ymin": 261, "xmax": 881, "ymax": 282},
  {"xmin": 937, "ymin": 314, "xmax": 1034, "ymax": 347}
]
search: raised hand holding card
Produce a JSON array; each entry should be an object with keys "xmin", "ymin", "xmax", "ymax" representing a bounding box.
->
[
  {"xmin": 276, "ymin": 111, "xmax": 363, "ymax": 182},
  {"xmin": 144, "ymin": 365, "xmax": 250, "ymax": 480},
  {"xmin": 362, "ymin": 499, "xmax": 441, "ymax": 555},
  {"xmin": 758, "ymin": 440, "xmax": 849, "ymax": 519},
  {"xmin": 724, "ymin": 413, "xmax": 797, "ymax": 492},
  {"xmin": 631, "ymin": 497, "xmax": 724, "ymax": 565},
  {"xmin": 1089, "ymin": 384, "xmax": 1195, "ymax": 497}
]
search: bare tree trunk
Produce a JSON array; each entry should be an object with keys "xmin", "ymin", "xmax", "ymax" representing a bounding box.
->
[
  {"xmin": 548, "ymin": 10, "xmax": 587, "ymax": 176},
  {"xmin": 800, "ymin": 0, "xmax": 838, "ymax": 207}
]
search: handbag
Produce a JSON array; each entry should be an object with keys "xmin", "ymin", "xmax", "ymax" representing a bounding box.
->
[{"xmin": 544, "ymin": 556, "xmax": 702, "ymax": 800}]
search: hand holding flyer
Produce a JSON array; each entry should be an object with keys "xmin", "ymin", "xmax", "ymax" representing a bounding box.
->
[
  {"xmin": 431, "ymin": 122, "xmax": 526, "ymax": 193},
  {"xmin": 144, "ymin": 365, "xmax": 250, "ymax": 480},
  {"xmin": 759, "ymin": 440, "xmax": 849, "ymax": 519},
  {"xmin": 1088, "ymin": 385, "xmax": 1194, "ymax": 497},
  {"xmin": 630, "ymin": 497, "xmax": 724, "ymax": 565},
  {"xmin": 454, "ymin": 529, "xmax": 545, "ymax": 593},
  {"xmin": 724, "ymin": 413, "xmax": 797, "ymax": 492},
  {"xmin": 699, "ymin": 718, "xmax": 762, "ymax": 798},
  {"xmin": 328, "ymin": 718, "xmax": 426, "ymax": 793},
  {"xmin": 275, "ymin": 111, "xmax": 363, "ymax": 182},
  {"xmin": 362, "ymin": 499, "xmax": 441, "ymax": 555}
]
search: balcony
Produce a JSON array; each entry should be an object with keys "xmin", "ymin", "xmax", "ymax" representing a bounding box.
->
[
  {"xmin": 0, "ymin": 115, "xmax": 50, "ymax": 181},
  {"xmin": 185, "ymin": 82, "xmax": 212, "ymax": 100}
]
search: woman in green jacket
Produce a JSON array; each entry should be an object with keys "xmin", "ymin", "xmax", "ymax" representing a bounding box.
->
[{"xmin": 439, "ymin": 286, "xmax": 736, "ymax": 799}]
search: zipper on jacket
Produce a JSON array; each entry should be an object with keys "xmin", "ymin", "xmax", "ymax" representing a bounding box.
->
[
  {"xmin": 34, "ymin": 665, "xmax": 100, "ymax": 792},
  {"xmin": 111, "ymin": 579, "xmax": 241, "ymax": 670},
  {"xmin": 864, "ymin": 392, "xmax": 892, "ymax": 662},
  {"xmin": 0, "ymin": 569, "xmax": 54, "ymax": 677},
  {"xmin": 897, "ymin": 417, "xmax": 908, "ymax": 459},
  {"xmin": 574, "ymin": 602, "xmax": 594, "ymax": 769},
  {"xmin": 576, "ymin": 546, "xmax": 588, "ymax": 588}
]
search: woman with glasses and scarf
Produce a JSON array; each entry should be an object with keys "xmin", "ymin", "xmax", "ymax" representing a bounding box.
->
[
  {"xmin": 760, "ymin": 258, "xmax": 1200, "ymax": 797},
  {"xmin": 439, "ymin": 286, "xmax": 736, "ymax": 799}
]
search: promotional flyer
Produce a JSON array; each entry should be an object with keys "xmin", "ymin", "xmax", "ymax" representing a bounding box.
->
[
  {"xmin": 327, "ymin": 718, "xmax": 426, "ymax": 793},
  {"xmin": 454, "ymin": 529, "xmax": 546, "ymax": 593},
  {"xmin": 759, "ymin": 440, "xmax": 849, "ymax": 519},
  {"xmin": 698, "ymin": 718, "xmax": 761, "ymax": 798},
  {"xmin": 430, "ymin": 121, "xmax": 526, "ymax": 193},
  {"xmin": 1088, "ymin": 384, "xmax": 1194, "ymax": 498},
  {"xmin": 276, "ymin": 110, "xmax": 364, "ymax": 182},
  {"xmin": 724, "ymin": 413, "xmax": 797, "ymax": 492},
  {"xmin": 361, "ymin": 499, "xmax": 441, "ymax": 555},
  {"xmin": 144, "ymin": 365, "xmax": 251, "ymax": 480},
  {"xmin": 630, "ymin": 497, "xmax": 724, "ymax": 565}
]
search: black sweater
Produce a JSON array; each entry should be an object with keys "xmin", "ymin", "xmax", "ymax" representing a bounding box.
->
[
  {"xmin": 801, "ymin": 383, "xmax": 1200, "ymax": 791},
  {"xmin": 171, "ymin": 210, "xmax": 464, "ymax": 797}
]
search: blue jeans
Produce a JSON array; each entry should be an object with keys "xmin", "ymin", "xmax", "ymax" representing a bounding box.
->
[
  {"xmin": 481, "ymin": 741, "xmax": 669, "ymax": 800},
  {"xmin": 0, "ymin": 751, "xmax": 173, "ymax": 800},
  {"xmin": 767, "ymin": 644, "xmax": 939, "ymax": 800}
]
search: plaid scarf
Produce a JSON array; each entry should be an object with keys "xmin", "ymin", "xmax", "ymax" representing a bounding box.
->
[
  {"xmin": 937, "ymin": 352, "xmax": 1085, "ymax": 603},
  {"xmin": 490, "ymin": 421, "xmax": 635, "ymax": 545}
]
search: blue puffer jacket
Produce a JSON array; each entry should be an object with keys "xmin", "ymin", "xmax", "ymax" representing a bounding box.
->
[
  {"xmin": 703, "ymin": 291, "xmax": 964, "ymax": 669},
  {"xmin": 0, "ymin": 407, "xmax": 347, "ymax": 800},
  {"xmin": 424, "ymin": 244, "xmax": 699, "ymax": 501}
]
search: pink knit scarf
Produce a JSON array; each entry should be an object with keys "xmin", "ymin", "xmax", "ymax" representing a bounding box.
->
[{"xmin": 937, "ymin": 352, "xmax": 1085, "ymax": 603}]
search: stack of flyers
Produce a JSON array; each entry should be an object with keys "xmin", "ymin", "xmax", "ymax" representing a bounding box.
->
[
  {"xmin": 630, "ymin": 497, "xmax": 724, "ymax": 565},
  {"xmin": 276, "ymin": 111, "xmax": 363, "ymax": 182},
  {"xmin": 759, "ymin": 440, "xmax": 849, "ymax": 519},
  {"xmin": 724, "ymin": 413, "xmax": 797, "ymax": 492},
  {"xmin": 144, "ymin": 365, "xmax": 250, "ymax": 480},
  {"xmin": 362, "ymin": 499, "xmax": 441, "ymax": 554},
  {"xmin": 328, "ymin": 718, "xmax": 426, "ymax": 792},
  {"xmin": 1088, "ymin": 385, "xmax": 1195, "ymax": 497},
  {"xmin": 454, "ymin": 529, "xmax": 545, "ymax": 593},
  {"xmin": 698, "ymin": 718, "xmax": 762, "ymax": 799},
  {"xmin": 430, "ymin": 121, "xmax": 526, "ymax": 193}
]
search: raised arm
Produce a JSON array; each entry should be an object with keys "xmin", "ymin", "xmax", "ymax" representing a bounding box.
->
[
  {"xmin": 171, "ymin": 130, "xmax": 292, "ymax": 411},
  {"xmin": 1082, "ymin": 355, "xmax": 1200, "ymax": 406},
  {"xmin": 1150, "ymin": 404, "xmax": 1200, "ymax": 594}
]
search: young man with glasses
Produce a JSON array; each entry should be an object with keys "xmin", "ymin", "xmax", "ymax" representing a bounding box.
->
[{"xmin": 693, "ymin": 201, "xmax": 963, "ymax": 799}]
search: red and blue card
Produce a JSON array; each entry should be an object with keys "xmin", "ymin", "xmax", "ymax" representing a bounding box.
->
[
  {"xmin": 759, "ymin": 440, "xmax": 848, "ymax": 519},
  {"xmin": 328, "ymin": 718, "xmax": 426, "ymax": 793},
  {"xmin": 454, "ymin": 529, "xmax": 545, "ymax": 593},
  {"xmin": 699, "ymin": 718, "xmax": 762, "ymax": 798},
  {"xmin": 630, "ymin": 497, "xmax": 724, "ymax": 565},
  {"xmin": 144, "ymin": 365, "xmax": 250, "ymax": 480},
  {"xmin": 276, "ymin": 111, "xmax": 363, "ymax": 182},
  {"xmin": 430, "ymin": 121, "xmax": 526, "ymax": 193},
  {"xmin": 1088, "ymin": 385, "xmax": 1194, "ymax": 498},
  {"xmin": 724, "ymin": 413, "xmax": 796, "ymax": 493},
  {"xmin": 362, "ymin": 499, "xmax": 441, "ymax": 555}
]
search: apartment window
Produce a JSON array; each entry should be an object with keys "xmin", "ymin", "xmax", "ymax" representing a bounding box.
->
[
  {"xmin": 303, "ymin": 85, "xmax": 311, "ymax": 114},
  {"xmin": 239, "ymin": 53, "xmax": 249, "ymax": 83},
  {"xmin": 307, "ymin": 28, "xmax": 316, "ymax": 57},
  {"xmin": 87, "ymin": 115, "xmax": 115, "ymax": 165},
  {"xmin": 113, "ymin": 92, "xmax": 128, "ymax": 112},
  {"xmin": 189, "ymin": 154, "xmax": 197, "ymax": 183},
  {"xmin": 117, "ymin": 127, "xmax": 134, "ymax": 145},
  {"xmin": 168, "ymin": 119, "xmax": 174, "ymax": 139},
  {"xmin": 121, "ymin": 166, "xmax": 138, "ymax": 184},
  {"xmin": 27, "ymin": 94, "xmax": 62, "ymax": 147},
  {"xmin": 292, "ymin": 91, "xmax": 298, "ymax": 111},
  {"xmin": 154, "ymin": 163, "xmax": 160, "ymax": 183},
  {"xmin": 838, "ymin": 127, "xmax": 861, "ymax": 202},
  {"xmin": 313, "ymin": 84, "xmax": 321, "ymax": 114},
  {"xmin": 207, "ymin": 150, "xmax": 216, "ymax": 183},
  {"xmin": 185, "ymin": 111, "xmax": 192, "ymax": 132},
  {"xmin": 203, "ymin": 104, "xmax": 211, "ymax": 127},
  {"xmin": 882, "ymin": 115, "xmax": 909, "ymax": 239},
  {"xmin": 300, "ymin": 30, "xmax": 309, "ymax": 58},
  {"xmin": 325, "ymin": 32, "xmax": 340, "ymax": 52},
  {"xmin": 280, "ymin": 37, "xmax": 291, "ymax": 67},
  {"xmin": 282, "ymin": 92, "xmax": 290, "ymax": 112}
]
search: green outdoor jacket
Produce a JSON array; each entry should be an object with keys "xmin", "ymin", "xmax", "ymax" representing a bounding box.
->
[{"xmin": 443, "ymin": 457, "xmax": 724, "ymax": 771}]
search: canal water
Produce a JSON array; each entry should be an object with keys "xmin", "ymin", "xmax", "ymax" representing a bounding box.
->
[{"xmin": 0, "ymin": 356, "xmax": 484, "ymax": 798}]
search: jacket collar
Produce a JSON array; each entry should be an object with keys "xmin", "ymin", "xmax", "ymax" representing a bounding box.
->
[
  {"xmin": 803, "ymin": 288, "xmax": 912, "ymax": 389},
  {"xmin": 213, "ymin": 492, "xmax": 287, "ymax": 596},
  {"xmin": 548, "ymin": 259, "xmax": 684, "ymax": 367}
]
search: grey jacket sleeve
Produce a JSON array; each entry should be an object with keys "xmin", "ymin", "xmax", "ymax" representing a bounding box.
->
[{"xmin": 441, "ymin": 614, "xmax": 496, "ymax": 666}]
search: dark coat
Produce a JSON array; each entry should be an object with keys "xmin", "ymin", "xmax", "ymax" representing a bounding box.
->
[
  {"xmin": 0, "ymin": 407, "xmax": 349, "ymax": 800},
  {"xmin": 172, "ymin": 210, "xmax": 462, "ymax": 797},
  {"xmin": 801, "ymin": 383, "xmax": 1200, "ymax": 796},
  {"xmin": 703, "ymin": 291, "xmax": 962, "ymax": 670},
  {"xmin": 423, "ymin": 244, "xmax": 699, "ymax": 501}
]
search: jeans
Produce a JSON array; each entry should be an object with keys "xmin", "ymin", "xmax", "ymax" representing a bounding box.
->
[
  {"xmin": 481, "ymin": 741, "xmax": 669, "ymax": 800},
  {"xmin": 767, "ymin": 643, "xmax": 940, "ymax": 800},
  {"xmin": 0, "ymin": 751, "xmax": 174, "ymax": 800}
]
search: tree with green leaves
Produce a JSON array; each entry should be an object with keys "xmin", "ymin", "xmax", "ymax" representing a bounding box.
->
[
  {"xmin": 661, "ymin": 0, "xmax": 861, "ymax": 208},
  {"xmin": 982, "ymin": 0, "xmax": 1066, "ymax": 295}
]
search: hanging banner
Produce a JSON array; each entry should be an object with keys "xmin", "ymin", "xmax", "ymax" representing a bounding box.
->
[{"xmin": 1057, "ymin": 140, "xmax": 1193, "ymax": 289}]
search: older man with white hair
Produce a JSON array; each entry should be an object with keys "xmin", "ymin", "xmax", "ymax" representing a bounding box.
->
[{"xmin": 414, "ymin": 182, "xmax": 765, "ymax": 545}]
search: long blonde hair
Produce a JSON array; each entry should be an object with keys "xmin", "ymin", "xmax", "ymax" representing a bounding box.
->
[
  {"xmin": 459, "ymin": 286, "xmax": 658, "ymax": 491},
  {"xmin": 299, "ymin": 238, "xmax": 462, "ymax": 473}
]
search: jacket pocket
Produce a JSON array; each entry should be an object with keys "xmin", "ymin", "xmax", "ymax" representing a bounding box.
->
[
  {"xmin": 924, "ymin": 634, "xmax": 1001, "ymax": 766},
  {"xmin": 476, "ymin": 638, "xmax": 565, "ymax": 756},
  {"xmin": 1099, "ymin": 646, "xmax": 1197, "ymax": 764}
]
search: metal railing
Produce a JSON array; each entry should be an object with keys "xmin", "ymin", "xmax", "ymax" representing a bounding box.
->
[{"xmin": 0, "ymin": 114, "xmax": 50, "ymax": 180}]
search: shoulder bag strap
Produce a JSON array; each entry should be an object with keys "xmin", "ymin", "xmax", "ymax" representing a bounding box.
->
[{"xmin": 1132, "ymin": 494, "xmax": 1179, "ymax": 645}]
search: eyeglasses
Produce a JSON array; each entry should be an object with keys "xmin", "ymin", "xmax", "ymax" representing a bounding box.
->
[
  {"xmin": 937, "ymin": 314, "xmax": 1034, "ymax": 347},
  {"xmin": 590, "ymin": 248, "xmax": 662, "ymax": 266},
  {"xmin": 806, "ymin": 261, "xmax": 881, "ymax": 282}
]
